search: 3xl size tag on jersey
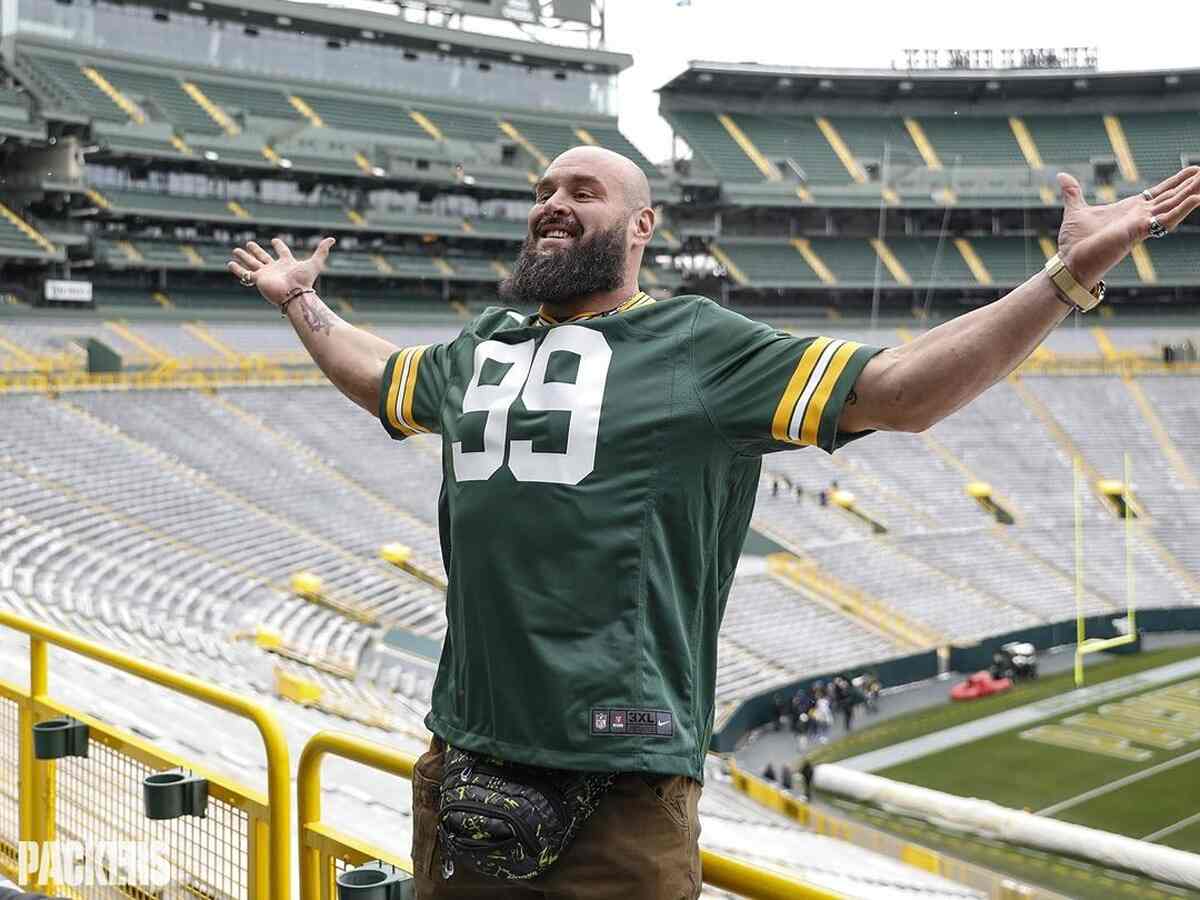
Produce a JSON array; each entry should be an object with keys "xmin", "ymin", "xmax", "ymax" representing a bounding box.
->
[{"xmin": 591, "ymin": 708, "xmax": 673, "ymax": 738}]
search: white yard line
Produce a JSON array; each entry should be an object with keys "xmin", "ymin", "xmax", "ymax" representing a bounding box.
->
[
  {"xmin": 1036, "ymin": 747, "xmax": 1200, "ymax": 817},
  {"xmin": 840, "ymin": 655, "xmax": 1200, "ymax": 773},
  {"xmin": 1143, "ymin": 810, "xmax": 1200, "ymax": 843}
]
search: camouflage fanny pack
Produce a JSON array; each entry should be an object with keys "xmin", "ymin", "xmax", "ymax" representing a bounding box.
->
[{"xmin": 437, "ymin": 745, "xmax": 614, "ymax": 881}]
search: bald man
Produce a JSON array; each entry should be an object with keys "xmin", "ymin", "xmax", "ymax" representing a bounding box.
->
[{"xmin": 229, "ymin": 150, "xmax": 1200, "ymax": 898}]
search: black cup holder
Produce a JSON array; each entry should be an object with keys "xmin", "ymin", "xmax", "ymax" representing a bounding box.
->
[
  {"xmin": 335, "ymin": 863, "xmax": 414, "ymax": 900},
  {"xmin": 33, "ymin": 717, "xmax": 89, "ymax": 760},
  {"xmin": 143, "ymin": 770, "xmax": 209, "ymax": 820}
]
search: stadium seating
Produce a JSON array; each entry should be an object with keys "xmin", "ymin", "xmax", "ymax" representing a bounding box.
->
[
  {"xmin": 0, "ymin": 86, "xmax": 45, "ymax": 141},
  {"xmin": 1122, "ymin": 112, "xmax": 1200, "ymax": 184}
]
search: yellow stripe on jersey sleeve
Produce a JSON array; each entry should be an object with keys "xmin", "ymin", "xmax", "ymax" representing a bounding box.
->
[
  {"xmin": 385, "ymin": 345, "xmax": 430, "ymax": 436},
  {"xmin": 799, "ymin": 340, "xmax": 861, "ymax": 446},
  {"xmin": 771, "ymin": 337, "xmax": 832, "ymax": 443},
  {"xmin": 401, "ymin": 345, "xmax": 430, "ymax": 434}
]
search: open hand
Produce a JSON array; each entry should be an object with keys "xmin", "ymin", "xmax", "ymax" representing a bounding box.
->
[
  {"xmin": 227, "ymin": 237, "xmax": 335, "ymax": 308},
  {"xmin": 1057, "ymin": 167, "xmax": 1199, "ymax": 288}
]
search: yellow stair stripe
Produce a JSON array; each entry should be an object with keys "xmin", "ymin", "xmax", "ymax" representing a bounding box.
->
[
  {"xmin": 179, "ymin": 244, "xmax": 204, "ymax": 267},
  {"xmin": 895, "ymin": 327, "xmax": 916, "ymax": 344},
  {"xmin": 640, "ymin": 268, "xmax": 659, "ymax": 286},
  {"xmin": 815, "ymin": 117, "xmax": 867, "ymax": 183},
  {"xmin": 709, "ymin": 244, "xmax": 749, "ymax": 286},
  {"xmin": 353, "ymin": 152, "xmax": 375, "ymax": 175},
  {"xmin": 1040, "ymin": 185, "xmax": 1057, "ymax": 205},
  {"xmin": 1130, "ymin": 243, "xmax": 1157, "ymax": 283},
  {"xmin": 1090, "ymin": 326, "xmax": 1120, "ymax": 361},
  {"xmin": 261, "ymin": 145, "xmax": 282, "ymax": 166},
  {"xmin": 226, "ymin": 200, "xmax": 251, "ymax": 220},
  {"xmin": 1103, "ymin": 114, "xmax": 1140, "ymax": 182},
  {"xmin": 169, "ymin": 135, "xmax": 193, "ymax": 156},
  {"xmin": 1125, "ymin": 377, "xmax": 1200, "ymax": 489},
  {"xmin": 715, "ymin": 114, "xmax": 781, "ymax": 182},
  {"xmin": 115, "ymin": 240, "xmax": 144, "ymax": 263},
  {"xmin": 658, "ymin": 227, "xmax": 681, "ymax": 248},
  {"xmin": 1008, "ymin": 117, "xmax": 1044, "ymax": 169},
  {"xmin": 369, "ymin": 254, "xmax": 395, "ymax": 275},
  {"xmin": 0, "ymin": 201, "xmax": 56, "ymax": 253},
  {"xmin": 409, "ymin": 110, "xmax": 443, "ymax": 141},
  {"xmin": 795, "ymin": 185, "xmax": 813, "ymax": 202},
  {"xmin": 345, "ymin": 209, "xmax": 367, "ymax": 226},
  {"xmin": 868, "ymin": 238, "xmax": 912, "ymax": 286},
  {"xmin": 573, "ymin": 127, "xmax": 597, "ymax": 145},
  {"xmin": 182, "ymin": 322, "xmax": 240, "ymax": 363},
  {"xmin": 766, "ymin": 551, "xmax": 943, "ymax": 649},
  {"xmin": 151, "ymin": 291, "xmax": 173, "ymax": 309},
  {"xmin": 881, "ymin": 187, "xmax": 901, "ymax": 206},
  {"xmin": 953, "ymin": 237, "xmax": 993, "ymax": 285},
  {"xmin": 1096, "ymin": 185, "xmax": 1118, "ymax": 203},
  {"xmin": 903, "ymin": 117, "xmax": 943, "ymax": 170},
  {"xmin": 790, "ymin": 238, "xmax": 837, "ymax": 285},
  {"xmin": 490, "ymin": 260, "xmax": 511, "ymax": 279},
  {"xmin": 1038, "ymin": 236, "xmax": 1058, "ymax": 260},
  {"xmin": 81, "ymin": 66, "xmax": 145, "ymax": 124},
  {"xmin": 432, "ymin": 258, "xmax": 455, "ymax": 277},
  {"xmin": 105, "ymin": 321, "xmax": 169, "ymax": 362},
  {"xmin": 180, "ymin": 82, "xmax": 239, "ymax": 136},
  {"xmin": 85, "ymin": 188, "xmax": 111, "ymax": 210},
  {"xmin": 934, "ymin": 187, "xmax": 958, "ymax": 206},
  {"xmin": 498, "ymin": 121, "xmax": 549, "ymax": 169},
  {"xmin": 287, "ymin": 95, "xmax": 324, "ymax": 128},
  {"xmin": 0, "ymin": 332, "xmax": 42, "ymax": 368}
]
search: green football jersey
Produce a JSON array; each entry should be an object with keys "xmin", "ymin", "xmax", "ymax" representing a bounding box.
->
[{"xmin": 379, "ymin": 293, "xmax": 882, "ymax": 780}]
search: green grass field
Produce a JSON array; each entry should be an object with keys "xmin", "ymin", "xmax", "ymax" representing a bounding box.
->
[{"xmin": 807, "ymin": 645, "xmax": 1200, "ymax": 899}]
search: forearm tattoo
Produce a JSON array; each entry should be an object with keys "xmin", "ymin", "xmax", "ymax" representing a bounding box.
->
[{"xmin": 299, "ymin": 293, "xmax": 336, "ymax": 335}]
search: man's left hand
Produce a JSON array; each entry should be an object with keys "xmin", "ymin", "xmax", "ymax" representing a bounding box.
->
[{"xmin": 1057, "ymin": 166, "xmax": 1200, "ymax": 289}]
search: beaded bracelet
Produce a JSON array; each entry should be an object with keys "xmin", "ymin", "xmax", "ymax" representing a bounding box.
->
[{"xmin": 279, "ymin": 287, "xmax": 316, "ymax": 317}]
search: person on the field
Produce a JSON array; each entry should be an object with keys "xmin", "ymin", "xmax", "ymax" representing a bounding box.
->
[{"xmin": 228, "ymin": 148, "xmax": 1200, "ymax": 900}]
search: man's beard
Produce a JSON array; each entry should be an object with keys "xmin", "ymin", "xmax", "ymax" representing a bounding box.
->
[{"xmin": 499, "ymin": 223, "xmax": 626, "ymax": 310}]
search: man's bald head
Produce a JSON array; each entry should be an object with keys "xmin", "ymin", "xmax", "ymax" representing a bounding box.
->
[{"xmin": 546, "ymin": 145, "xmax": 652, "ymax": 212}]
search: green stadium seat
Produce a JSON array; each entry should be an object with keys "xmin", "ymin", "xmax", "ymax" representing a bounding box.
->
[
  {"xmin": 1144, "ymin": 237, "xmax": 1200, "ymax": 286},
  {"xmin": 189, "ymin": 79, "xmax": 300, "ymax": 123},
  {"xmin": 665, "ymin": 111, "xmax": 764, "ymax": 183},
  {"xmin": 811, "ymin": 237, "xmax": 896, "ymax": 287},
  {"xmin": 578, "ymin": 125, "xmax": 661, "ymax": 180},
  {"xmin": 1121, "ymin": 112, "xmax": 1200, "ymax": 184},
  {"xmin": 719, "ymin": 240, "xmax": 825, "ymax": 288},
  {"xmin": 1024, "ymin": 114, "xmax": 1112, "ymax": 172},
  {"xmin": 299, "ymin": 93, "xmax": 431, "ymax": 143},
  {"xmin": 971, "ymin": 236, "xmax": 1047, "ymax": 285},
  {"xmin": 0, "ymin": 88, "xmax": 45, "ymax": 141},
  {"xmin": 419, "ymin": 106, "xmax": 502, "ymax": 144},
  {"xmin": 92, "ymin": 121, "xmax": 185, "ymax": 158},
  {"xmin": 827, "ymin": 116, "xmax": 920, "ymax": 169},
  {"xmin": 733, "ymin": 114, "xmax": 848, "ymax": 184},
  {"xmin": 505, "ymin": 117, "xmax": 578, "ymax": 163},
  {"xmin": 20, "ymin": 48, "xmax": 127, "ymax": 123},
  {"xmin": 97, "ymin": 65, "xmax": 222, "ymax": 135},
  {"xmin": 186, "ymin": 132, "xmax": 276, "ymax": 168},
  {"xmin": 916, "ymin": 116, "xmax": 1025, "ymax": 168},
  {"xmin": 885, "ymin": 236, "xmax": 976, "ymax": 288}
]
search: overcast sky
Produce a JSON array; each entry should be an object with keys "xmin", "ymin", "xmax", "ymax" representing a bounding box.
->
[{"xmin": 603, "ymin": 0, "xmax": 1199, "ymax": 163}]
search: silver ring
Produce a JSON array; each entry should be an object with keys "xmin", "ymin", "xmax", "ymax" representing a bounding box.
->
[
  {"xmin": 1148, "ymin": 216, "xmax": 1168, "ymax": 239},
  {"xmin": 239, "ymin": 273, "xmax": 254, "ymax": 287},
  {"xmin": 1142, "ymin": 189, "xmax": 1154, "ymax": 201}
]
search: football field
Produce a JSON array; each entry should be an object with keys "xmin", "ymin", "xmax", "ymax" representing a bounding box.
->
[{"xmin": 878, "ymin": 670, "xmax": 1200, "ymax": 854}]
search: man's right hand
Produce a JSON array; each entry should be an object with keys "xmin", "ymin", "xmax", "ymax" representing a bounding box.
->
[{"xmin": 227, "ymin": 237, "xmax": 336, "ymax": 308}]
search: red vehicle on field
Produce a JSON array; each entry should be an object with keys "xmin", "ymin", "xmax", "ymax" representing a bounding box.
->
[{"xmin": 950, "ymin": 670, "xmax": 1013, "ymax": 701}]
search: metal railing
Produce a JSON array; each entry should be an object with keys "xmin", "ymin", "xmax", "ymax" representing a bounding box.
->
[
  {"xmin": 0, "ymin": 610, "xmax": 291, "ymax": 900},
  {"xmin": 297, "ymin": 729, "xmax": 846, "ymax": 900}
]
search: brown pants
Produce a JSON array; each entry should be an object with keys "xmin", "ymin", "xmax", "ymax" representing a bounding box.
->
[{"xmin": 410, "ymin": 737, "xmax": 702, "ymax": 900}]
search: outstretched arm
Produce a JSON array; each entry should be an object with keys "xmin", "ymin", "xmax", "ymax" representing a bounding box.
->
[
  {"xmin": 227, "ymin": 237, "xmax": 399, "ymax": 414},
  {"xmin": 840, "ymin": 167, "xmax": 1200, "ymax": 434}
]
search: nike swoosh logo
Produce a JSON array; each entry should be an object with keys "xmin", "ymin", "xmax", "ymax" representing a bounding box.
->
[{"xmin": 657, "ymin": 719, "xmax": 671, "ymax": 728}]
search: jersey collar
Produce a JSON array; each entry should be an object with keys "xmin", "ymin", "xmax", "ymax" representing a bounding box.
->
[{"xmin": 533, "ymin": 291, "xmax": 655, "ymax": 327}]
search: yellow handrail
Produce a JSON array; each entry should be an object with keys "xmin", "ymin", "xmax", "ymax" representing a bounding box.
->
[
  {"xmin": 297, "ymin": 730, "xmax": 845, "ymax": 900},
  {"xmin": 0, "ymin": 610, "xmax": 292, "ymax": 900}
]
